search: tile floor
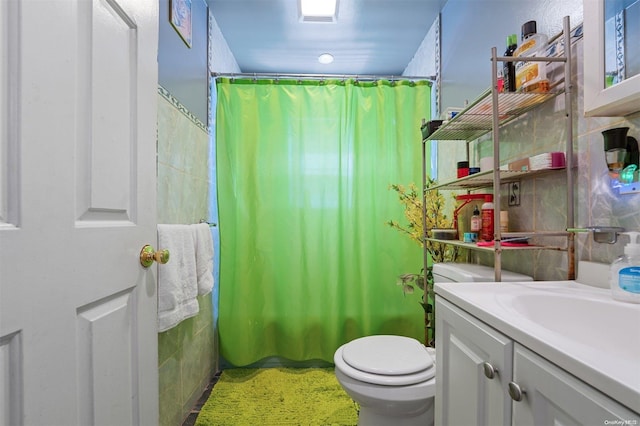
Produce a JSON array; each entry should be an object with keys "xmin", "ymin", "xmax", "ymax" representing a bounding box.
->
[{"xmin": 181, "ymin": 372, "xmax": 221, "ymax": 426}]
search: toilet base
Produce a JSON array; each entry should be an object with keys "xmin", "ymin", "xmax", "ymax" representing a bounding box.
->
[
  {"xmin": 335, "ymin": 368, "xmax": 435, "ymax": 426},
  {"xmin": 357, "ymin": 398, "xmax": 434, "ymax": 426}
]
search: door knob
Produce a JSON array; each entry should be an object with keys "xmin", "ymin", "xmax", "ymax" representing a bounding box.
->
[{"xmin": 139, "ymin": 245, "xmax": 170, "ymax": 267}]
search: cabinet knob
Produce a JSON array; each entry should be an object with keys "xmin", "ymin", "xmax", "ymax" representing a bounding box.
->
[
  {"xmin": 482, "ymin": 362, "xmax": 498, "ymax": 379},
  {"xmin": 508, "ymin": 381, "xmax": 525, "ymax": 401}
]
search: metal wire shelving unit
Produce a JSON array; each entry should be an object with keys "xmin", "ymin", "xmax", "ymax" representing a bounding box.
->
[{"xmin": 422, "ymin": 15, "xmax": 575, "ymax": 282}]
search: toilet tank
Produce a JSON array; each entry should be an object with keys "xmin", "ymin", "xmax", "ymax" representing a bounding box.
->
[{"xmin": 433, "ymin": 262, "xmax": 533, "ymax": 283}]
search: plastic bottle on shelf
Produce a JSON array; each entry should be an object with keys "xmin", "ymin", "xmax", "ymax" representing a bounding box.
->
[
  {"xmin": 503, "ymin": 34, "xmax": 518, "ymax": 92},
  {"xmin": 513, "ymin": 20, "xmax": 549, "ymax": 93},
  {"xmin": 610, "ymin": 232, "xmax": 640, "ymax": 303},
  {"xmin": 497, "ymin": 67, "xmax": 504, "ymax": 93},
  {"xmin": 470, "ymin": 205, "xmax": 481, "ymax": 233},
  {"xmin": 480, "ymin": 195, "xmax": 494, "ymax": 241}
]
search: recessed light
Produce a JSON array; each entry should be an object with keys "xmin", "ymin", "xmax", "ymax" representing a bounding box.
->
[
  {"xmin": 299, "ymin": 0, "xmax": 338, "ymax": 23},
  {"xmin": 318, "ymin": 53, "xmax": 334, "ymax": 64}
]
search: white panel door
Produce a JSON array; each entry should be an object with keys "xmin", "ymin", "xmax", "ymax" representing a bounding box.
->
[
  {"xmin": 435, "ymin": 297, "xmax": 514, "ymax": 426},
  {"xmin": 0, "ymin": 1, "xmax": 159, "ymax": 425}
]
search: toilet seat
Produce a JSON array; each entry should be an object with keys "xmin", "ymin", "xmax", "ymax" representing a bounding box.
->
[{"xmin": 335, "ymin": 335, "xmax": 435, "ymax": 386}]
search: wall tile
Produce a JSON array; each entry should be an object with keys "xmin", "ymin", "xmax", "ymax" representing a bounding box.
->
[
  {"xmin": 159, "ymin": 356, "xmax": 182, "ymax": 426},
  {"xmin": 157, "ymin": 88, "xmax": 216, "ymax": 425},
  {"xmin": 437, "ymin": 38, "xmax": 640, "ymax": 281}
]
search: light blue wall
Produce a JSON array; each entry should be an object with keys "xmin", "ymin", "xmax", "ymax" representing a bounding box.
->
[
  {"xmin": 156, "ymin": 5, "xmax": 236, "ymax": 426},
  {"xmin": 406, "ymin": 0, "xmax": 640, "ymax": 280},
  {"xmin": 440, "ymin": 0, "xmax": 583, "ymax": 111},
  {"xmin": 159, "ymin": 0, "xmax": 210, "ymax": 124},
  {"xmin": 206, "ymin": 13, "xmax": 241, "ymax": 368}
]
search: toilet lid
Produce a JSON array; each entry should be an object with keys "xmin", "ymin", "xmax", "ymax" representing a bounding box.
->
[{"xmin": 342, "ymin": 335, "xmax": 434, "ymax": 376}]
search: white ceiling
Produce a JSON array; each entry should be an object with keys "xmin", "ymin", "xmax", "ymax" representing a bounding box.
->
[{"xmin": 207, "ymin": 0, "xmax": 447, "ymax": 76}]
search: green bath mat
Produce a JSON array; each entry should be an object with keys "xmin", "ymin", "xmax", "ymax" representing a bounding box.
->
[{"xmin": 195, "ymin": 367, "xmax": 359, "ymax": 426}]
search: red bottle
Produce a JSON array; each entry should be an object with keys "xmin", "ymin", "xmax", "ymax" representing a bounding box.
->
[{"xmin": 481, "ymin": 195, "xmax": 494, "ymax": 241}]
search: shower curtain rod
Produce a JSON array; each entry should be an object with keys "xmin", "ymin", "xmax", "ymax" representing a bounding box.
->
[{"xmin": 211, "ymin": 72, "xmax": 435, "ymax": 82}]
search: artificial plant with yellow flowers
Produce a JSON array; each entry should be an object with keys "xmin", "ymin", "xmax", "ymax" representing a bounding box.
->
[{"xmin": 387, "ymin": 178, "xmax": 460, "ymax": 346}]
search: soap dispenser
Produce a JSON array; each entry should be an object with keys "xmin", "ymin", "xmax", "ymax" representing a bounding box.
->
[{"xmin": 610, "ymin": 231, "xmax": 640, "ymax": 303}]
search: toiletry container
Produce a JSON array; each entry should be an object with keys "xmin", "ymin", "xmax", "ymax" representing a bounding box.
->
[
  {"xmin": 610, "ymin": 231, "xmax": 640, "ymax": 303},
  {"xmin": 455, "ymin": 195, "xmax": 486, "ymax": 241},
  {"xmin": 503, "ymin": 34, "xmax": 517, "ymax": 92},
  {"xmin": 457, "ymin": 161, "xmax": 469, "ymax": 178},
  {"xmin": 514, "ymin": 20, "xmax": 548, "ymax": 92},
  {"xmin": 480, "ymin": 195, "xmax": 494, "ymax": 241},
  {"xmin": 479, "ymin": 156, "xmax": 494, "ymax": 172},
  {"xmin": 500, "ymin": 211, "xmax": 509, "ymax": 233},
  {"xmin": 470, "ymin": 205, "xmax": 481, "ymax": 234}
]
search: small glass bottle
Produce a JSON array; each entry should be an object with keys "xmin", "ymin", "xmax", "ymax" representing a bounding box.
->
[{"xmin": 470, "ymin": 205, "xmax": 481, "ymax": 233}]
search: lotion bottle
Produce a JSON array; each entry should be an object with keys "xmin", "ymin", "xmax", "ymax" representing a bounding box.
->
[
  {"xmin": 610, "ymin": 231, "xmax": 640, "ymax": 304},
  {"xmin": 480, "ymin": 195, "xmax": 494, "ymax": 242}
]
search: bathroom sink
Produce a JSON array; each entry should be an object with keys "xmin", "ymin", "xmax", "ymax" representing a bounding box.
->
[
  {"xmin": 434, "ymin": 280, "xmax": 640, "ymax": 412},
  {"xmin": 496, "ymin": 292, "xmax": 640, "ymax": 362}
]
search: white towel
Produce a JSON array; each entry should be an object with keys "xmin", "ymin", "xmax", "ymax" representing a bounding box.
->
[
  {"xmin": 157, "ymin": 224, "xmax": 199, "ymax": 332},
  {"xmin": 193, "ymin": 223, "xmax": 215, "ymax": 296}
]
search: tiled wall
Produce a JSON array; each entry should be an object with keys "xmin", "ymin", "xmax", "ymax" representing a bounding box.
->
[
  {"xmin": 157, "ymin": 87, "xmax": 216, "ymax": 426},
  {"xmin": 436, "ymin": 37, "xmax": 640, "ymax": 281}
]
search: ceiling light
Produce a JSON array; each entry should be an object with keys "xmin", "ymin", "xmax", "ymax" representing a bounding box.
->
[
  {"xmin": 299, "ymin": 0, "xmax": 338, "ymax": 23},
  {"xmin": 318, "ymin": 53, "xmax": 334, "ymax": 64}
]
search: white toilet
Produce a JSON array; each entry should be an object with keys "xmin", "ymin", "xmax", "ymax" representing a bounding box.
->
[
  {"xmin": 334, "ymin": 335, "xmax": 436, "ymax": 426},
  {"xmin": 334, "ymin": 263, "xmax": 533, "ymax": 426}
]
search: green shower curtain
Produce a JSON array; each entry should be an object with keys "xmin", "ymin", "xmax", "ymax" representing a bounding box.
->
[{"xmin": 216, "ymin": 77, "xmax": 431, "ymax": 366}]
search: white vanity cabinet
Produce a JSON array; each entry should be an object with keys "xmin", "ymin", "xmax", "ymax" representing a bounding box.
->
[
  {"xmin": 435, "ymin": 296, "xmax": 640, "ymax": 425},
  {"xmin": 435, "ymin": 298, "xmax": 513, "ymax": 426},
  {"xmin": 511, "ymin": 344, "xmax": 639, "ymax": 425}
]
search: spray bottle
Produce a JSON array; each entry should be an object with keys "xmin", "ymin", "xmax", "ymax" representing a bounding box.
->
[{"xmin": 610, "ymin": 231, "xmax": 640, "ymax": 303}]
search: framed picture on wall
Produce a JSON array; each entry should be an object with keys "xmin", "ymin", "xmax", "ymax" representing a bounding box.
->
[{"xmin": 170, "ymin": 0, "xmax": 192, "ymax": 48}]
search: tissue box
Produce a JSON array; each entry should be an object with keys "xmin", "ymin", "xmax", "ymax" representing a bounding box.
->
[{"xmin": 529, "ymin": 152, "xmax": 566, "ymax": 170}]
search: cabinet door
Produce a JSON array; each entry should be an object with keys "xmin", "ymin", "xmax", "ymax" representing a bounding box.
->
[
  {"xmin": 584, "ymin": 0, "xmax": 640, "ymax": 116},
  {"xmin": 511, "ymin": 344, "xmax": 640, "ymax": 425},
  {"xmin": 436, "ymin": 297, "xmax": 514, "ymax": 426}
]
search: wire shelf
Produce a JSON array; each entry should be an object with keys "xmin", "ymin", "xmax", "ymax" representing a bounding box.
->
[
  {"xmin": 426, "ymin": 168, "xmax": 566, "ymax": 191},
  {"xmin": 424, "ymin": 89, "xmax": 562, "ymax": 142}
]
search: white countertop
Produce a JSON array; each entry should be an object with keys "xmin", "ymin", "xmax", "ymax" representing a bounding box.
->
[{"xmin": 434, "ymin": 280, "xmax": 640, "ymax": 413}]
